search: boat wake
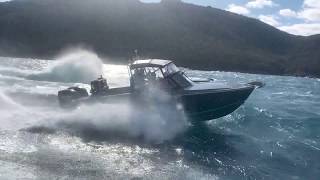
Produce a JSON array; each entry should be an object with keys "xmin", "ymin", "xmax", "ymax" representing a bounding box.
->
[
  {"xmin": 0, "ymin": 52, "xmax": 188, "ymax": 143},
  {"xmin": 17, "ymin": 100, "xmax": 187, "ymax": 143}
]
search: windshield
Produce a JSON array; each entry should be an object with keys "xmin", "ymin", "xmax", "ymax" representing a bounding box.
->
[{"xmin": 130, "ymin": 63, "xmax": 192, "ymax": 90}]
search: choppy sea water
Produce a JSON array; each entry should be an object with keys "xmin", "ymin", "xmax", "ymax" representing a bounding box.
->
[{"xmin": 0, "ymin": 51, "xmax": 319, "ymax": 180}]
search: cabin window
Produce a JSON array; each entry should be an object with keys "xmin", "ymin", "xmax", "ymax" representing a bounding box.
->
[
  {"xmin": 162, "ymin": 63, "xmax": 179, "ymax": 77},
  {"xmin": 130, "ymin": 67, "xmax": 166, "ymax": 90},
  {"xmin": 144, "ymin": 67, "xmax": 164, "ymax": 79},
  {"xmin": 171, "ymin": 72, "xmax": 192, "ymax": 88}
]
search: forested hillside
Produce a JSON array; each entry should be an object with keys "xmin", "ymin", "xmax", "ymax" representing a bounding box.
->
[{"xmin": 0, "ymin": 0, "xmax": 319, "ymax": 77}]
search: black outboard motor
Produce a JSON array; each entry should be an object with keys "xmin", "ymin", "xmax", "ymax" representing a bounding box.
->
[
  {"xmin": 90, "ymin": 76, "xmax": 109, "ymax": 96},
  {"xmin": 58, "ymin": 87, "xmax": 89, "ymax": 107}
]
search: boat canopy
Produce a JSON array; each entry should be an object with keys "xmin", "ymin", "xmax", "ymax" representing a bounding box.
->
[{"xmin": 130, "ymin": 59, "xmax": 172, "ymax": 69}]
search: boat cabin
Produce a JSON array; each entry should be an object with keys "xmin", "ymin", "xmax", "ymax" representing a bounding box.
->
[{"xmin": 129, "ymin": 59, "xmax": 193, "ymax": 91}]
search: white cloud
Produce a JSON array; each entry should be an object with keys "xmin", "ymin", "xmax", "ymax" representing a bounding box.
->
[
  {"xmin": 298, "ymin": 8, "xmax": 320, "ymax": 22},
  {"xmin": 279, "ymin": 23, "xmax": 320, "ymax": 36},
  {"xmin": 226, "ymin": 4, "xmax": 250, "ymax": 15},
  {"xmin": 279, "ymin": 9, "xmax": 297, "ymax": 18},
  {"xmin": 225, "ymin": 0, "xmax": 320, "ymax": 36},
  {"xmin": 259, "ymin": 15, "xmax": 280, "ymax": 26},
  {"xmin": 296, "ymin": 0, "xmax": 320, "ymax": 22},
  {"xmin": 246, "ymin": 0, "xmax": 277, "ymax": 9},
  {"xmin": 303, "ymin": 0, "xmax": 320, "ymax": 8},
  {"xmin": 277, "ymin": 0, "xmax": 320, "ymax": 35}
]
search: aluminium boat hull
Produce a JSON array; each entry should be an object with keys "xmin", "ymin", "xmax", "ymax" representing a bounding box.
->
[
  {"xmin": 179, "ymin": 85, "xmax": 255, "ymax": 121},
  {"xmin": 60, "ymin": 83, "xmax": 256, "ymax": 122}
]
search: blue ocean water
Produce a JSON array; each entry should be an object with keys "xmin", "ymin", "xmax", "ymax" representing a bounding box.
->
[{"xmin": 0, "ymin": 54, "xmax": 319, "ymax": 180}]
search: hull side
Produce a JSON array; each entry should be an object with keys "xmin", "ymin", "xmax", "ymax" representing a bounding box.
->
[
  {"xmin": 60, "ymin": 85, "xmax": 255, "ymax": 122},
  {"xmin": 180, "ymin": 86, "xmax": 254, "ymax": 121}
]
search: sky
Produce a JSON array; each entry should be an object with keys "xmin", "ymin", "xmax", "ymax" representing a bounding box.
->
[{"xmin": 141, "ymin": 0, "xmax": 320, "ymax": 36}]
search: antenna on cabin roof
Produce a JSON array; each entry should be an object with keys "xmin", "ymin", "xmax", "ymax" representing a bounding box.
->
[{"xmin": 133, "ymin": 49, "xmax": 139, "ymax": 61}]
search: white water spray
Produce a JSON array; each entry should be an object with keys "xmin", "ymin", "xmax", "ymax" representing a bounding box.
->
[
  {"xmin": 0, "ymin": 51, "xmax": 188, "ymax": 143},
  {"xmin": 0, "ymin": 91, "xmax": 22, "ymax": 110},
  {"xmin": 42, "ymin": 87, "xmax": 188, "ymax": 143},
  {"xmin": 28, "ymin": 49, "xmax": 103, "ymax": 83}
]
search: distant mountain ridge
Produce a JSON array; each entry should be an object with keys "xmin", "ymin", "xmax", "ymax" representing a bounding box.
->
[{"xmin": 0, "ymin": 0, "xmax": 319, "ymax": 77}]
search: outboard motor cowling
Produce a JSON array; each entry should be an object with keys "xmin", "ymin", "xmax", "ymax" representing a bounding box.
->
[
  {"xmin": 58, "ymin": 87, "xmax": 89, "ymax": 106},
  {"xmin": 90, "ymin": 76, "xmax": 109, "ymax": 96}
]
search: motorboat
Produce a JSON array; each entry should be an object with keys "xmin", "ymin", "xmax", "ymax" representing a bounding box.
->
[{"xmin": 58, "ymin": 59, "xmax": 264, "ymax": 121}]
